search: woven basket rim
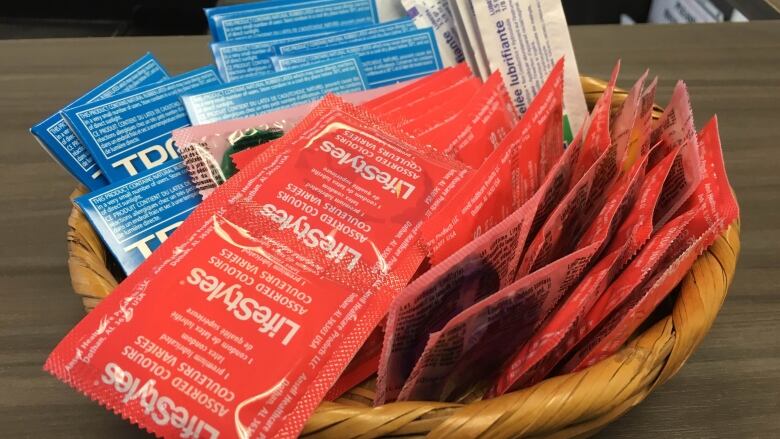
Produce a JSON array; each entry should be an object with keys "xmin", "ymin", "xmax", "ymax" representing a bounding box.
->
[{"xmin": 64, "ymin": 76, "xmax": 741, "ymax": 438}]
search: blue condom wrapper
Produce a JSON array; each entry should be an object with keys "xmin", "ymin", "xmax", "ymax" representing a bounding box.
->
[
  {"xmin": 210, "ymin": 18, "xmax": 414, "ymax": 82},
  {"xmin": 273, "ymin": 18, "xmax": 415, "ymax": 56},
  {"xmin": 271, "ymin": 28, "xmax": 443, "ymax": 88},
  {"xmin": 30, "ymin": 53, "xmax": 169, "ymax": 190},
  {"xmin": 61, "ymin": 66, "xmax": 222, "ymax": 183},
  {"xmin": 74, "ymin": 159, "xmax": 202, "ymax": 275},
  {"xmin": 211, "ymin": 32, "xmax": 340, "ymax": 82},
  {"xmin": 207, "ymin": 0, "xmax": 379, "ymax": 42},
  {"xmin": 181, "ymin": 57, "xmax": 369, "ymax": 126}
]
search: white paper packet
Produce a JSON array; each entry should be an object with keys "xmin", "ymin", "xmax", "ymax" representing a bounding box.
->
[
  {"xmin": 471, "ymin": 0, "xmax": 588, "ymax": 139},
  {"xmin": 401, "ymin": 0, "xmax": 465, "ymax": 67},
  {"xmin": 444, "ymin": 0, "xmax": 482, "ymax": 78},
  {"xmin": 451, "ymin": 0, "xmax": 491, "ymax": 79},
  {"xmin": 378, "ymin": 0, "xmax": 407, "ymax": 21}
]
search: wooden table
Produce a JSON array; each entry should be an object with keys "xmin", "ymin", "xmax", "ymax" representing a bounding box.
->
[{"xmin": 1, "ymin": 21, "xmax": 778, "ymax": 438}]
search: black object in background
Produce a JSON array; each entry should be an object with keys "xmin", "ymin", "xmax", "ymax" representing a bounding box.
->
[
  {"xmin": 562, "ymin": 0, "xmax": 653, "ymax": 24},
  {"xmin": 0, "ymin": 0, "xmax": 217, "ymax": 39},
  {"xmin": 563, "ymin": 0, "xmax": 779, "ymax": 24}
]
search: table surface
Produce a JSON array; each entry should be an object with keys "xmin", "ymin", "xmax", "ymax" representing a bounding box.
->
[{"xmin": 0, "ymin": 21, "xmax": 778, "ymax": 438}]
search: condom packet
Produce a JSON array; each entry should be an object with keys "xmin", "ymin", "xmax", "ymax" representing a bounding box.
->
[
  {"xmin": 380, "ymin": 72, "xmax": 477, "ymax": 123},
  {"xmin": 216, "ymin": 65, "xmax": 477, "ymax": 179},
  {"xmin": 568, "ymin": 61, "xmax": 619, "ymax": 187},
  {"xmin": 499, "ymin": 115, "xmax": 705, "ymax": 390},
  {"xmin": 395, "ymin": 124, "xmax": 640, "ymax": 402},
  {"xmin": 30, "ymin": 53, "xmax": 169, "ymax": 190},
  {"xmin": 182, "ymin": 57, "xmax": 369, "ymax": 126},
  {"xmin": 271, "ymin": 28, "xmax": 443, "ymax": 88},
  {"xmin": 417, "ymin": 71, "xmax": 519, "ymax": 167},
  {"xmin": 401, "ymin": 0, "xmax": 465, "ymax": 67},
  {"xmin": 210, "ymin": 31, "xmax": 341, "ymax": 82},
  {"xmin": 486, "ymin": 73, "xmax": 671, "ymax": 394},
  {"xmin": 273, "ymin": 18, "xmax": 415, "ymax": 56},
  {"xmin": 384, "ymin": 64, "xmax": 622, "ymax": 401},
  {"xmin": 610, "ymin": 71, "xmax": 648, "ymax": 165},
  {"xmin": 61, "ymin": 66, "xmax": 222, "ymax": 183},
  {"xmin": 515, "ymin": 77, "xmax": 622, "ymax": 277},
  {"xmin": 422, "ymin": 59, "xmax": 565, "ymax": 265},
  {"xmin": 560, "ymin": 117, "xmax": 738, "ymax": 373},
  {"xmin": 226, "ymin": 72, "xmax": 478, "ymax": 396},
  {"xmin": 558, "ymin": 207, "xmax": 698, "ymax": 372},
  {"xmin": 74, "ymin": 160, "xmax": 202, "ymax": 274},
  {"xmin": 488, "ymin": 80, "xmax": 701, "ymax": 390},
  {"xmin": 363, "ymin": 62, "xmax": 471, "ymax": 112},
  {"xmin": 489, "ymin": 144, "xmax": 676, "ymax": 395},
  {"xmin": 45, "ymin": 94, "xmax": 469, "ymax": 439},
  {"xmin": 174, "ymin": 84, "xmax": 407, "ymax": 198},
  {"xmin": 649, "ymin": 81, "xmax": 702, "ymax": 226},
  {"xmin": 206, "ymin": 0, "xmax": 380, "ymax": 42},
  {"xmin": 376, "ymin": 122, "xmax": 583, "ymax": 404},
  {"xmin": 384, "ymin": 76, "xmax": 481, "ymax": 129},
  {"xmin": 398, "ymin": 79, "xmax": 482, "ymax": 136},
  {"xmin": 636, "ymin": 78, "xmax": 659, "ymax": 154}
]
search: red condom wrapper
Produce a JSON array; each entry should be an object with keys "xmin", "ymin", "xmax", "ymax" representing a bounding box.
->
[
  {"xmin": 489, "ymin": 73, "xmax": 671, "ymax": 394},
  {"xmin": 649, "ymin": 81, "xmax": 702, "ymax": 226},
  {"xmin": 230, "ymin": 69, "xmax": 477, "ymax": 178},
  {"xmin": 319, "ymin": 74, "xmax": 484, "ymax": 398},
  {"xmin": 621, "ymin": 76, "xmax": 658, "ymax": 170},
  {"xmin": 560, "ymin": 116, "xmax": 738, "ymax": 373},
  {"xmin": 377, "ymin": 130, "xmax": 586, "ymax": 403},
  {"xmin": 490, "ymin": 141, "xmax": 676, "ymax": 394},
  {"xmin": 568, "ymin": 61, "xmax": 620, "ymax": 187},
  {"xmin": 490, "ymin": 78, "xmax": 702, "ymax": 392},
  {"xmin": 44, "ymin": 94, "xmax": 470, "ymax": 439},
  {"xmin": 185, "ymin": 71, "xmax": 480, "ymax": 399},
  {"xmin": 382, "ymin": 76, "xmax": 481, "ymax": 126},
  {"xmin": 299, "ymin": 69, "xmax": 485, "ymax": 399},
  {"xmin": 391, "ymin": 62, "xmax": 658, "ymax": 402},
  {"xmin": 363, "ymin": 63, "xmax": 473, "ymax": 113},
  {"xmin": 398, "ymin": 79, "xmax": 482, "ymax": 136},
  {"xmin": 395, "ymin": 118, "xmax": 629, "ymax": 402},
  {"xmin": 417, "ymin": 71, "xmax": 519, "ymax": 167},
  {"xmin": 422, "ymin": 59, "xmax": 565, "ymax": 265},
  {"xmin": 515, "ymin": 62, "xmax": 622, "ymax": 278}
]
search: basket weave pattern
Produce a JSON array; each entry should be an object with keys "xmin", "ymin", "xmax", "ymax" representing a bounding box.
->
[{"xmin": 65, "ymin": 77, "xmax": 740, "ymax": 438}]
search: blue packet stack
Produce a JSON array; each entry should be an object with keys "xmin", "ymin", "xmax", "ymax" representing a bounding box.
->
[
  {"xmin": 62, "ymin": 66, "xmax": 222, "ymax": 182},
  {"xmin": 211, "ymin": 32, "xmax": 338, "ymax": 82},
  {"xmin": 30, "ymin": 53, "xmax": 169, "ymax": 190},
  {"xmin": 271, "ymin": 28, "xmax": 443, "ymax": 88},
  {"xmin": 210, "ymin": 18, "xmax": 415, "ymax": 83},
  {"xmin": 273, "ymin": 18, "xmax": 416, "ymax": 56},
  {"xmin": 74, "ymin": 160, "xmax": 201, "ymax": 274},
  {"xmin": 206, "ymin": 0, "xmax": 380, "ymax": 42},
  {"xmin": 182, "ymin": 57, "xmax": 368, "ymax": 125},
  {"xmin": 31, "ymin": 0, "xmax": 453, "ymax": 280}
]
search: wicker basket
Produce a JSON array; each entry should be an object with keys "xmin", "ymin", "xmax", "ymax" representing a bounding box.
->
[{"xmin": 65, "ymin": 77, "xmax": 741, "ymax": 438}]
